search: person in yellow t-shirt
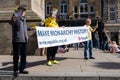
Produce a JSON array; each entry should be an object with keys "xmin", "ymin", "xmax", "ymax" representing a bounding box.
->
[
  {"xmin": 45, "ymin": 9, "xmax": 60, "ymax": 66},
  {"xmin": 84, "ymin": 18, "xmax": 98, "ymax": 60},
  {"xmin": 45, "ymin": 16, "xmax": 59, "ymax": 28}
]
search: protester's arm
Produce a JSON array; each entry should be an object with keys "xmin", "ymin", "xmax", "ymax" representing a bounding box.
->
[
  {"xmin": 91, "ymin": 24, "xmax": 98, "ymax": 32},
  {"xmin": 9, "ymin": 14, "xmax": 15, "ymax": 26},
  {"xmin": 9, "ymin": 15, "xmax": 20, "ymax": 32}
]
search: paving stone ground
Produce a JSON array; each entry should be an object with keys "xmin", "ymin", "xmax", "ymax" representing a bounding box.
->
[{"xmin": 0, "ymin": 48, "xmax": 120, "ymax": 76}]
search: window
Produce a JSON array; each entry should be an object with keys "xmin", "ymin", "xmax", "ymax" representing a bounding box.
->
[
  {"xmin": 80, "ymin": 4, "xmax": 88, "ymax": 13},
  {"xmin": 107, "ymin": 5, "xmax": 116, "ymax": 22},
  {"xmin": 90, "ymin": 6, "xmax": 94, "ymax": 12},
  {"xmin": 80, "ymin": 0, "xmax": 88, "ymax": 18},
  {"xmin": 80, "ymin": 0, "xmax": 88, "ymax": 3},
  {"xmin": 60, "ymin": 0, "xmax": 67, "ymax": 19},
  {"xmin": 74, "ymin": 6, "xmax": 78, "ymax": 18},
  {"xmin": 85, "ymin": 4, "xmax": 88, "ymax": 12},
  {"xmin": 106, "ymin": 0, "xmax": 117, "ymax": 22},
  {"xmin": 89, "ymin": 5, "xmax": 95, "ymax": 18},
  {"xmin": 80, "ymin": 5, "xmax": 83, "ymax": 12},
  {"xmin": 109, "ymin": 6, "xmax": 116, "ymax": 21},
  {"xmin": 46, "ymin": 2, "xmax": 52, "ymax": 16}
]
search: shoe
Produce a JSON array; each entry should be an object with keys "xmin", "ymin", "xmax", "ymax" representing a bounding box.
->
[
  {"xmin": 52, "ymin": 60, "xmax": 60, "ymax": 64},
  {"xmin": 84, "ymin": 57, "xmax": 88, "ymax": 60},
  {"xmin": 89, "ymin": 57, "xmax": 95, "ymax": 59},
  {"xmin": 13, "ymin": 71, "xmax": 19, "ymax": 77},
  {"xmin": 47, "ymin": 61, "xmax": 52, "ymax": 66},
  {"xmin": 19, "ymin": 70, "xmax": 29, "ymax": 74}
]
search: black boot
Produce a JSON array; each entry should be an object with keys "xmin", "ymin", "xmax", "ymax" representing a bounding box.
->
[
  {"xmin": 19, "ymin": 70, "xmax": 29, "ymax": 74},
  {"xmin": 13, "ymin": 71, "xmax": 19, "ymax": 77}
]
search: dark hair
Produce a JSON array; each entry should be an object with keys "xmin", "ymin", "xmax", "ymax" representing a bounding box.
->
[{"xmin": 18, "ymin": 6, "xmax": 27, "ymax": 11}]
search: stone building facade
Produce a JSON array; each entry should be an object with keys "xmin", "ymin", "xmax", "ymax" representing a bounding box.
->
[
  {"xmin": 103, "ymin": 0, "xmax": 120, "ymax": 44},
  {"xmin": 45, "ymin": 0, "xmax": 120, "ymax": 44},
  {"xmin": 45, "ymin": 0, "xmax": 101, "ymax": 19},
  {"xmin": 0, "ymin": 0, "xmax": 45, "ymax": 55},
  {"xmin": 1, "ymin": 0, "xmax": 120, "ymax": 55}
]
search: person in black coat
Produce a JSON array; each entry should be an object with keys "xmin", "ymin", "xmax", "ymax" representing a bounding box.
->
[{"xmin": 9, "ymin": 6, "xmax": 28, "ymax": 77}]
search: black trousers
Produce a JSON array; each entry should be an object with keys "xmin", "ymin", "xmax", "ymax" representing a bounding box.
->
[
  {"xmin": 47, "ymin": 46, "xmax": 58, "ymax": 61},
  {"xmin": 12, "ymin": 42, "xmax": 27, "ymax": 72}
]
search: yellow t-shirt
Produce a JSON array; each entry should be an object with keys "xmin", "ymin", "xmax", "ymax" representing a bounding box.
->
[
  {"xmin": 84, "ymin": 25, "xmax": 93, "ymax": 40},
  {"xmin": 45, "ymin": 17, "xmax": 59, "ymax": 28}
]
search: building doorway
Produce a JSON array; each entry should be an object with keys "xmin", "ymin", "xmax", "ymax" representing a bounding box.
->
[{"xmin": 110, "ymin": 32, "xmax": 118, "ymax": 44}]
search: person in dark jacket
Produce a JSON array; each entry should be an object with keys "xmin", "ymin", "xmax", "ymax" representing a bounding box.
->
[{"xmin": 9, "ymin": 6, "xmax": 28, "ymax": 77}]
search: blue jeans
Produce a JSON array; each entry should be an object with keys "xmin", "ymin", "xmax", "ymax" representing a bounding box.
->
[
  {"xmin": 96, "ymin": 39, "xmax": 100, "ymax": 49},
  {"xmin": 102, "ymin": 40, "xmax": 107, "ymax": 50},
  {"xmin": 84, "ymin": 40, "xmax": 93, "ymax": 58}
]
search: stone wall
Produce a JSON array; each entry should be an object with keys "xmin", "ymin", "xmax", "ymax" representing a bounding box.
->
[
  {"xmin": 31, "ymin": 0, "xmax": 45, "ymax": 20},
  {"xmin": 0, "ymin": 0, "xmax": 17, "ymax": 8},
  {"xmin": 0, "ymin": 21, "xmax": 41, "ymax": 55},
  {"xmin": 0, "ymin": 22, "xmax": 12, "ymax": 55},
  {"xmin": 117, "ymin": 0, "xmax": 120, "ymax": 22},
  {"xmin": 0, "ymin": 0, "xmax": 45, "ymax": 21},
  {"xmin": 20, "ymin": 0, "xmax": 31, "ymax": 9}
]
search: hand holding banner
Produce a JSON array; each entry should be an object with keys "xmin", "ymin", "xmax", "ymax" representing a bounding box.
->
[{"xmin": 36, "ymin": 26, "xmax": 88, "ymax": 48}]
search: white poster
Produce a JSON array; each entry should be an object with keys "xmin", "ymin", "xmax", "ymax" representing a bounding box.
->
[{"xmin": 36, "ymin": 26, "xmax": 88, "ymax": 48}]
